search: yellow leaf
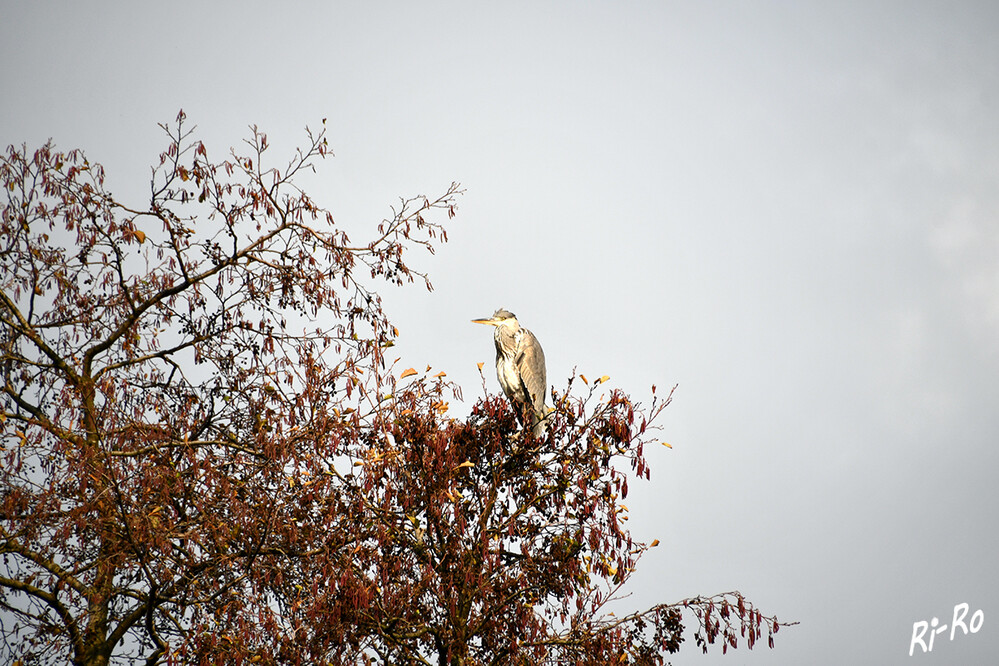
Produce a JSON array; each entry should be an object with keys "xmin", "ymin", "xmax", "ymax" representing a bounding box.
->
[
  {"xmin": 662, "ymin": 442, "xmax": 673, "ymax": 449},
  {"xmin": 650, "ymin": 539, "xmax": 660, "ymax": 548},
  {"xmin": 581, "ymin": 374, "xmax": 589, "ymax": 385},
  {"xmin": 433, "ymin": 371, "xmax": 446, "ymax": 378},
  {"xmin": 134, "ymin": 229, "xmax": 146, "ymax": 244},
  {"xmin": 457, "ymin": 461, "xmax": 474, "ymax": 469},
  {"xmin": 599, "ymin": 375, "xmax": 610, "ymax": 384},
  {"xmin": 353, "ymin": 461, "xmax": 364, "ymax": 467},
  {"xmin": 400, "ymin": 367, "xmax": 417, "ymax": 379},
  {"xmin": 476, "ymin": 361, "xmax": 484, "ymax": 371}
]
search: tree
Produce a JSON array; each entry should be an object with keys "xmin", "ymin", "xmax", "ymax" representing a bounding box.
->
[{"xmin": 1, "ymin": 113, "xmax": 792, "ymax": 665}]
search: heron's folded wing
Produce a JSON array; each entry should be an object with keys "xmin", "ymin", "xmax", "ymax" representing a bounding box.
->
[{"xmin": 515, "ymin": 328, "xmax": 548, "ymax": 418}]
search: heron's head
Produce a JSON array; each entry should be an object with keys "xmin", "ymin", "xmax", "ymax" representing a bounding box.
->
[{"xmin": 471, "ymin": 308, "xmax": 518, "ymax": 328}]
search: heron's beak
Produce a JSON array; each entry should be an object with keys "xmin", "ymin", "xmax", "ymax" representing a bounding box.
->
[{"xmin": 471, "ymin": 317, "xmax": 499, "ymax": 326}]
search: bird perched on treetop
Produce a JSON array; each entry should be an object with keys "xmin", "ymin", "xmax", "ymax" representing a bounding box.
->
[{"xmin": 472, "ymin": 309, "xmax": 549, "ymax": 437}]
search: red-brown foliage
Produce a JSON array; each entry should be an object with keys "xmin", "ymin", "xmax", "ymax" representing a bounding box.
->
[{"xmin": 0, "ymin": 113, "xmax": 791, "ymax": 665}]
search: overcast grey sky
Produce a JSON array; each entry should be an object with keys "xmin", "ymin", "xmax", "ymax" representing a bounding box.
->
[{"xmin": 3, "ymin": 1, "xmax": 998, "ymax": 662}]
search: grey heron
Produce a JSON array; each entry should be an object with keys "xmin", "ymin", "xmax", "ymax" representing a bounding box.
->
[{"xmin": 472, "ymin": 309, "xmax": 549, "ymax": 437}]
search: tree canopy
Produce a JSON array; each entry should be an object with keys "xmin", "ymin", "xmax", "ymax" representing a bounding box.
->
[{"xmin": 1, "ymin": 112, "xmax": 790, "ymax": 665}]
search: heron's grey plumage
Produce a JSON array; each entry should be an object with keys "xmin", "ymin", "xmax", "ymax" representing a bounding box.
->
[{"xmin": 472, "ymin": 309, "xmax": 549, "ymax": 437}]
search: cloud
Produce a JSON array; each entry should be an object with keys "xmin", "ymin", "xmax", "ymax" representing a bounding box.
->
[{"xmin": 930, "ymin": 196, "xmax": 999, "ymax": 356}]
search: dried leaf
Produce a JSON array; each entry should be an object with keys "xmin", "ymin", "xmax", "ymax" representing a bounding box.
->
[
  {"xmin": 134, "ymin": 229, "xmax": 146, "ymax": 244},
  {"xmin": 400, "ymin": 368, "xmax": 417, "ymax": 379}
]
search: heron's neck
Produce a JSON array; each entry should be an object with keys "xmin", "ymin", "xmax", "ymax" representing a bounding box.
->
[{"xmin": 493, "ymin": 322, "xmax": 520, "ymax": 357}]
